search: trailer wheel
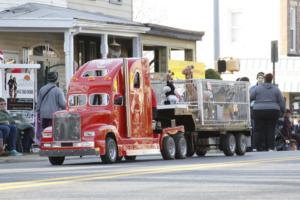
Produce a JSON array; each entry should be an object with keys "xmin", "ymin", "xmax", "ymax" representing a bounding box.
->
[
  {"xmin": 235, "ymin": 133, "xmax": 247, "ymax": 156},
  {"xmin": 48, "ymin": 156, "xmax": 65, "ymax": 165},
  {"xmin": 101, "ymin": 137, "xmax": 118, "ymax": 164},
  {"xmin": 221, "ymin": 134, "xmax": 236, "ymax": 156},
  {"xmin": 195, "ymin": 147, "xmax": 207, "ymax": 157},
  {"xmin": 125, "ymin": 156, "xmax": 136, "ymax": 161},
  {"xmin": 174, "ymin": 134, "xmax": 187, "ymax": 159},
  {"xmin": 161, "ymin": 136, "xmax": 176, "ymax": 160},
  {"xmin": 185, "ymin": 134, "xmax": 195, "ymax": 157}
]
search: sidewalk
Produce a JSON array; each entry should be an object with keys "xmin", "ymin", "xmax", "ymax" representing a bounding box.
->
[{"xmin": 0, "ymin": 152, "xmax": 47, "ymax": 164}]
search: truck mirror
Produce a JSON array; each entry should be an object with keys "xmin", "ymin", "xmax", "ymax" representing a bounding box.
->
[{"xmin": 114, "ymin": 95, "xmax": 123, "ymax": 106}]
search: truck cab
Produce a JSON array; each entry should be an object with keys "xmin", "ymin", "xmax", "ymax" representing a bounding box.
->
[{"xmin": 40, "ymin": 58, "xmax": 186, "ymax": 165}]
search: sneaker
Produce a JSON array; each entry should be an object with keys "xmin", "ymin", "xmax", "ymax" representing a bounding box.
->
[{"xmin": 9, "ymin": 150, "xmax": 23, "ymax": 156}]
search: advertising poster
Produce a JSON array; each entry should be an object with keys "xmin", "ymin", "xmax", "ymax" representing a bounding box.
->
[
  {"xmin": 6, "ymin": 72, "xmax": 35, "ymax": 123},
  {"xmin": 168, "ymin": 60, "xmax": 206, "ymax": 80}
]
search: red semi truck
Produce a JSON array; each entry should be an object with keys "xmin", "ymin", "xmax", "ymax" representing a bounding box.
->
[{"xmin": 39, "ymin": 58, "xmax": 187, "ymax": 165}]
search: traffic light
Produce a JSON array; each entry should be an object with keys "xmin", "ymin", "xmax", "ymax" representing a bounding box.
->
[
  {"xmin": 217, "ymin": 60, "xmax": 226, "ymax": 73},
  {"xmin": 217, "ymin": 58, "xmax": 240, "ymax": 73}
]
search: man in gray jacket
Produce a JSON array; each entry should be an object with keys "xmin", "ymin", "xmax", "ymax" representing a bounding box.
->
[
  {"xmin": 36, "ymin": 72, "xmax": 66, "ymax": 129},
  {"xmin": 250, "ymin": 73, "xmax": 285, "ymax": 151}
]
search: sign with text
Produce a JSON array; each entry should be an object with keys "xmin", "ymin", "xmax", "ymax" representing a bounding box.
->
[{"xmin": 6, "ymin": 72, "xmax": 35, "ymax": 123}]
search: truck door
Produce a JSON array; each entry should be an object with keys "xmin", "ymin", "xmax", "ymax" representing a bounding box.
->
[{"xmin": 129, "ymin": 61, "xmax": 144, "ymax": 137}]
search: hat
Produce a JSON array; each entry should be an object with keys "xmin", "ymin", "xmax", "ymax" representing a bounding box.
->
[
  {"xmin": 256, "ymin": 72, "xmax": 264, "ymax": 78},
  {"xmin": 47, "ymin": 72, "xmax": 58, "ymax": 82}
]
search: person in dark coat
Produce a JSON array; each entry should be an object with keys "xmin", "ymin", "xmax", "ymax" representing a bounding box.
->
[{"xmin": 250, "ymin": 73, "xmax": 285, "ymax": 151}]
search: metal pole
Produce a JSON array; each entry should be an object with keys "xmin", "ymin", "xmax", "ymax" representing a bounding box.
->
[
  {"xmin": 213, "ymin": 0, "xmax": 220, "ymax": 61},
  {"xmin": 273, "ymin": 61, "xmax": 275, "ymax": 84}
]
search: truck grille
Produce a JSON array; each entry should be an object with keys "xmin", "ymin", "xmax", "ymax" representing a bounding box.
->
[{"xmin": 53, "ymin": 113, "xmax": 81, "ymax": 141}]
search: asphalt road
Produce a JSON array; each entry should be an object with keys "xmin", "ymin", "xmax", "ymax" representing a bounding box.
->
[{"xmin": 1, "ymin": 151, "xmax": 300, "ymax": 200}]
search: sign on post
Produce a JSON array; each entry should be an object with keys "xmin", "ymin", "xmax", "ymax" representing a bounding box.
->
[{"xmin": 271, "ymin": 40, "xmax": 278, "ymax": 84}]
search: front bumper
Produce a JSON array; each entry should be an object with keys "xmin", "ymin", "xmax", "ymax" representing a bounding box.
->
[{"xmin": 40, "ymin": 148, "xmax": 98, "ymax": 157}]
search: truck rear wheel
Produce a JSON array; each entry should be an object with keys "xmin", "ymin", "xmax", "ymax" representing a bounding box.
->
[
  {"xmin": 221, "ymin": 134, "xmax": 236, "ymax": 156},
  {"xmin": 101, "ymin": 137, "xmax": 118, "ymax": 164},
  {"xmin": 185, "ymin": 134, "xmax": 195, "ymax": 157},
  {"xmin": 174, "ymin": 133, "xmax": 187, "ymax": 159},
  {"xmin": 161, "ymin": 136, "xmax": 176, "ymax": 160},
  {"xmin": 195, "ymin": 147, "xmax": 207, "ymax": 157},
  {"xmin": 48, "ymin": 156, "xmax": 65, "ymax": 165},
  {"xmin": 235, "ymin": 133, "xmax": 247, "ymax": 156}
]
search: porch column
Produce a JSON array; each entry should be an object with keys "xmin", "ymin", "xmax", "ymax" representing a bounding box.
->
[
  {"xmin": 132, "ymin": 36, "xmax": 142, "ymax": 57},
  {"xmin": 64, "ymin": 30, "xmax": 74, "ymax": 89},
  {"xmin": 101, "ymin": 34, "xmax": 109, "ymax": 59}
]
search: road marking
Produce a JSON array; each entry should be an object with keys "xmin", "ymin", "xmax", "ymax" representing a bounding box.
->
[{"xmin": 1, "ymin": 156, "xmax": 300, "ymax": 191}]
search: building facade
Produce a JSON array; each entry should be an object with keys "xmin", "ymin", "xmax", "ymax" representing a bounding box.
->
[
  {"xmin": 0, "ymin": 0, "xmax": 146, "ymax": 91},
  {"xmin": 0, "ymin": 0, "xmax": 203, "ymax": 93},
  {"xmin": 217, "ymin": 0, "xmax": 300, "ymax": 113}
]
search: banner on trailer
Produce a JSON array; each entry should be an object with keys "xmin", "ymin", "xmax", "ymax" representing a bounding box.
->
[{"xmin": 168, "ymin": 60, "xmax": 205, "ymax": 80}]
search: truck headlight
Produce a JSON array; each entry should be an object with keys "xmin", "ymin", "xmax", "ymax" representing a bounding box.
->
[{"xmin": 84, "ymin": 131, "xmax": 95, "ymax": 137}]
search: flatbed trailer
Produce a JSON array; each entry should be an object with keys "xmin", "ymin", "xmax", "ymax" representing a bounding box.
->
[{"xmin": 152, "ymin": 79, "xmax": 252, "ymax": 156}]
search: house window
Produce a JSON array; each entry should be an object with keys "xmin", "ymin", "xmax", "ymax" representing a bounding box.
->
[
  {"xmin": 110, "ymin": 0, "xmax": 122, "ymax": 5},
  {"xmin": 289, "ymin": 6, "xmax": 296, "ymax": 51},
  {"xmin": 230, "ymin": 11, "xmax": 243, "ymax": 43}
]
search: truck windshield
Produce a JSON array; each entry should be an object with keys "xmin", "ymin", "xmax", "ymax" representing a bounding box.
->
[
  {"xmin": 89, "ymin": 93, "xmax": 109, "ymax": 106},
  {"xmin": 68, "ymin": 94, "xmax": 87, "ymax": 107}
]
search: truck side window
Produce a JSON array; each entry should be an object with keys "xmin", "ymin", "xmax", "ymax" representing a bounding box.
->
[
  {"xmin": 134, "ymin": 72, "xmax": 140, "ymax": 89},
  {"xmin": 83, "ymin": 69, "xmax": 108, "ymax": 77},
  {"xmin": 90, "ymin": 93, "xmax": 109, "ymax": 106}
]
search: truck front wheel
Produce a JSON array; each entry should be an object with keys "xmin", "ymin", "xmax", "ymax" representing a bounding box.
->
[
  {"xmin": 48, "ymin": 156, "xmax": 65, "ymax": 165},
  {"xmin": 101, "ymin": 137, "xmax": 118, "ymax": 164},
  {"xmin": 161, "ymin": 136, "xmax": 176, "ymax": 160}
]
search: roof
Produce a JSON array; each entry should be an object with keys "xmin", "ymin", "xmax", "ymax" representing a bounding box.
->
[
  {"xmin": 0, "ymin": 3, "xmax": 147, "ymax": 33},
  {"xmin": 145, "ymin": 23, "xmax": 204, "ymax": 41}
]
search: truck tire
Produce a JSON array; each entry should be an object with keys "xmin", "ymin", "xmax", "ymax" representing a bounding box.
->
[
  {"xmin": 195, "ymin": 147, "xmax": 207, "ymax": 157},
  {"xmin": 125, "ymin": 156, "xmax": 136, "ymax": 161},
  {"xmin": 221, "ymin": 134, "xmax": 236, "ymax": 156},
  {"xmin": 48, "ymin": 156, "xmax": 65, "ymax": 165},
  {"xmin": 235, "ymin": 133, "xmax": 247, "ymax": 156},
  {"xmin": 161, "ymin": 136, "xmax": 176, "ymax": 160},
  {"xmin": 174, "ymin": 133, "xmax": 187, "ymax": 159},
  {"xmin": 185, "ymin": 134, "xmax": 195, "ymax": 157},
  {"xmin": 101, "ymin": 137, "xmax": 118, "ymax": 164}
]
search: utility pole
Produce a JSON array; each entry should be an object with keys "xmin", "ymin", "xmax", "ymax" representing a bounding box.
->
[{"xmin": 213, "ymin": 0, "xmax": 220, "ymax": 61}]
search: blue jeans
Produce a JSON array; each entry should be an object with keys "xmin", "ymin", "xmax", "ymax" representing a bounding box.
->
[{"xmin": 0, "ymin": 124, "xmax": 17, "ymax": 151}]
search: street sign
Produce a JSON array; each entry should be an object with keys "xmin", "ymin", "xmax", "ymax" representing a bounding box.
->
[{"xmin": 271, "ymin": 40, "xmax": 278, "ymax": 63}]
